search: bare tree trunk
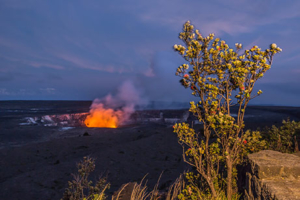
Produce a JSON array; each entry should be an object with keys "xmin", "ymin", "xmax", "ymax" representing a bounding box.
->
[
  {"xmin": 295, "ymin": 136, "xmax": 299, "ymax": 152},
  {"xmin": 226, "ymin": 158, "xmax": 233, "ymax": 200}
]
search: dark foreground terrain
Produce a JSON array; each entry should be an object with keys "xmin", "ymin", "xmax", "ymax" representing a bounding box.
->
[{"xmin": 0, "ymin": 101, "xmax": 300, "ymax": 200}]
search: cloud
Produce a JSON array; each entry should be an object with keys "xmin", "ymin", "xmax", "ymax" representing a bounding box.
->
[
  {"xmin": 0, "ymin": 0, "xmax": 299, "ymax": 104},
  {"xmin": 26, "ymin": 61, "xmax": 64, "ymax": 70},
  {"xmin": 0, "ymin": 88, "xmax": 35, "ymax": 96},
  {"xmin": 0, "ymin": 71, "xmax": 34, "ymax": 82},
  {"xmin": 0, "ymin": 88, "xmax": 10, "ymax": 95},
  {"xmin": 0, "ymin": 73, "xmax": 14, "ymax": 82},
  {"xmin": 251, "ymin": 81, "xmax": 300, "ymax": 106},
  {"xmin": 292, "ymin": 69, "xmax": 300, "ymax": 74},
  {"xmin": 40, "ymin": 88, "xmax": 56, "ymax": 94},
  {"xmin": 121, "ymin": 0, "xmax": 300, "ymax": 36},
  {"xmin": 54, "ymin": 53, "xmax": 127, "ymax": 73},
  {"xmin": 143, "ymin": 67, "xmax": 155, "ymax": 77},
  {"xmin": 45, "ymin": 73, "xmax": 63, "ymax": 81},
  {"xmin": 136, "ymin": 51, "xmax": 193, "ymax": 102}
]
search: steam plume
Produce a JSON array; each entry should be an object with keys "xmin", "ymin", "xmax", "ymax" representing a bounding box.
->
[{"xmin": 85, "ymin": 80, "xmax": 146, "ymax": 128}]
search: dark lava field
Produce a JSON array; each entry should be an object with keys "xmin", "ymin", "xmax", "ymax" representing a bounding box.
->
[{"xmin": 0, "ymin": 101, "xmax": 300, "ymax": 200}]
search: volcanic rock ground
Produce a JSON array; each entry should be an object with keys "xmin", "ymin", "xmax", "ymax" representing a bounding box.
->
[{"xmin": 0, "ymin": 101, "xmax": 300, "ymax": 200}]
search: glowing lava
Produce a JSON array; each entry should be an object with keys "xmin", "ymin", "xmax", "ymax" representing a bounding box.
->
[
  {"xmin": 85, "ymin": 80, "xmax": 142, "ymax": 128},
  {"xmin": 84, "ymin": 103, "xmax": 122, "ymax": 128}
]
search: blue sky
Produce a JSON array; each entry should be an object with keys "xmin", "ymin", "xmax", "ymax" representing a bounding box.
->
[{"xmin": 0, "ymin": 0, "xmax": 300, "ymax": 106}]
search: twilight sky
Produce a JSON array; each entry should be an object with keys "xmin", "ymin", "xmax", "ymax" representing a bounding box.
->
[{"xmin": 0, "ymin": 0, "xmax": 300, "ymax": 106}]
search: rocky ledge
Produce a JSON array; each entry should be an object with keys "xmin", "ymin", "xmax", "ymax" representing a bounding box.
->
[{"xmin": 244, "ymin": 150, "xmax": 300, "ymax": 200}]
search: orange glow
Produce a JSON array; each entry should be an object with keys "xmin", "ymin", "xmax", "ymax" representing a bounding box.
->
[{"xmin": 84, "ymin": 104, "xmax": 122, "ymax": 128}]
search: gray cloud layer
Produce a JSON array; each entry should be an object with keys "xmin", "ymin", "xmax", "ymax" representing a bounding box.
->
[{"xmin": 0, "ymin": 0, "xmax": 300, "ymax": 105}]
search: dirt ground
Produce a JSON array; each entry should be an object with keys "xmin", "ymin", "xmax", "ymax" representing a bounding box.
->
[{"xmin": 0, "ymin": 101, "xmax": 300, "ymax": 200}]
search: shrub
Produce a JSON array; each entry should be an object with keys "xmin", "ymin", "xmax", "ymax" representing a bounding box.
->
[
  {"xmin": 261, "ymin": 119, "xmax": 300, "ymax": 153},
  {"xmin": 62, "ymin": 156, "xmax": 110, "ymax": 200},
  {"xmin": 63, "ymin": 159, "xmax": 185, "ymax": 200},
  {"xmin": 173, "ymin": 21, "xmax": 281, "ymax": 199}
]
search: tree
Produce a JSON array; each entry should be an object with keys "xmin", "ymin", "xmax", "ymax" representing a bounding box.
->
[{"xmin": 173, "ymin": 21, "xmax": 281, "ymax": 199}]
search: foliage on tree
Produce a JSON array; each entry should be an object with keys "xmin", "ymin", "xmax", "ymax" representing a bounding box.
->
[{"xmin": 173, "ymin": 21, "xmax": 281, "ymax": 199}]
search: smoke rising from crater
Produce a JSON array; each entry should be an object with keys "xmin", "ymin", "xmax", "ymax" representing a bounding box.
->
[{"xmin": 85, "ymin": 80, "xmax": 147, "ymax": 128}]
